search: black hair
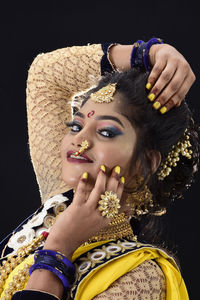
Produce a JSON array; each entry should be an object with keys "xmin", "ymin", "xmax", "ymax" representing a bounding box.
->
[{"xmin": 79, "ymin": 68, "xmax": 200, "ymax": 246}]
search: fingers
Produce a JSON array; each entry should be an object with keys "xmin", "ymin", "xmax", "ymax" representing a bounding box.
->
[
  {"xmin": 88, "ymin": 165, "xmax": 125, "ymax": 207},
  {"xmin": 150, "ymin": 61, "xmax": 178, "ymax": 103},
  {"xmin": 159, "ymin": 73, "xmax": 195, "ymax": 112},
  {"xmin": 146, "ymin": 44, "xmax": 196, "ymax": 113},
  {"xmin": 147, "ymin": 65, "xmax": 195, "ymax": 114},
  {"xmin": 147, "ymin": 59, "xmax": 167, "ymax": 88},
  {"xmin": 106, "ymin": 166, "xmax": 121, "ymax": 192},
  {"xmin": 150, "ymin": 65, "xmax": 185, "ymax": 112},
  {"xmin": 73, "ymin": 172, "xmax": 89, "ymax": 205},
  {"xmin": 106, "ymin": 166, "xmax": 124, "ymax": 199},
  {"xmin": 87, "ymin": 165, "xmax": 107, "ymax": 206}
]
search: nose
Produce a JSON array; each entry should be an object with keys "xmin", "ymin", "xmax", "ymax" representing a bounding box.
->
[
  {"xmin": 71, "ymin": 135, "xmax": 92, "ymax": 149},
  {"xmin": 71, "ymin": 124, "xmax": 93, "ymax": 151}
]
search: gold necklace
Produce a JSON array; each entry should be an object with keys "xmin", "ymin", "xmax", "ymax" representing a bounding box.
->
[
  {"xmin": 0, "ymin": 233, "xmax": 47, "ymax": 300},
  {"xmin": 85, "ymin": 213, "xmax": 136, "ymax": 244}
]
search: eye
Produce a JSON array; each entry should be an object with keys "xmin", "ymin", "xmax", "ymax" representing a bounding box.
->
[
  {"xmin": 97, "ymin": 129, "xmax": 116, "ymax": 138},
  {"xmin": 66, "ymin": 121, "xmax": 82, "ymax": 133}
]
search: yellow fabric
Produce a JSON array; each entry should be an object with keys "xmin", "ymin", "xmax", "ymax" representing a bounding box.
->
[
  {"xmin": 2, "ymin": 242, "xmax": 188, "ymax": 300},
  {"xmin": 1, "ymin": 241, "xmax": 109, "ymax": 298},
  {"xmin": 72, "ymin": 240, "xmax": 111, "ymax": 261},
  {"xmin": 1, "ymin": 255, "xmax": 34, "ymax": 298},
  {"xmin": 74, "ymin": 246, "xmax": 189, "ymax": 300}
]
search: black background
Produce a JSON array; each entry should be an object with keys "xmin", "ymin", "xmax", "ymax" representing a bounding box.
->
[{"xmin": 0, "ymin": 1, "xmax": 199, "ymax": 298}]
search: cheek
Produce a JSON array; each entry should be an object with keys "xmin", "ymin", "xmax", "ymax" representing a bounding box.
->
[
  {"xmin": 60, "ymin": 134, "xmax": 70, "ymax": 155},
  {"xmin": 95, "ymin": 141, "xmax": 134, "ymax": 172}
]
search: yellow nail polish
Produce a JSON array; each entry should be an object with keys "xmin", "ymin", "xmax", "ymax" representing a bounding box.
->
[
  {"xmin": 153, "ymin": 101, "xmax": 161, "ymax": 110},
  {"xmin": 146, "ymin": 82, "xmax": 152, "ymax": 90},
  {"xmin": 148, "ymin": 93, "xmax": 156, "ymax": 102},
  {"xmin": 160, "ymin": 106, "xmax": 167, "ymax": 114},
  {"xmin": 121, "ymin": 176, "xmax": 125, "ymax": 184},
  {"xmin": 114, "ymin": 166, "xmax": 120, "ymax": 174},
  {"xmin": 100, "ymin": 165, "xmax": 106, "ymax": 172},
  {"xmin": 82, "ymin": 172, "xmax": 88, "ymax": 180}
]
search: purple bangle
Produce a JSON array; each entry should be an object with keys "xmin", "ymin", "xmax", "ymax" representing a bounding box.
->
[
  {"xmin": 35, "ymin": 249, "xmax": 75, "ymax": 273},
  {"xmin": 130, "ymin": 40, "xmax": 144, "ymax": 68},
  {"xmin": 144, "ymin": 37, "xmax": 163, "ymax": 71},
  {"xmin": 29, "ymin": 262, "xmax": 70, "ymax": 291}
]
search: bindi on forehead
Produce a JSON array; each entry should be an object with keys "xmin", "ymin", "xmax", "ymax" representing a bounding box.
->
[{"xmin": 87, "ymin": 110, "xmax": 95, "ymax": 118}]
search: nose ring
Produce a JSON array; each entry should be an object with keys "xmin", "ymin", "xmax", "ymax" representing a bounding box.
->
[{"xmin": 74, "ymin": 140, "xmax": 90, "ymax": 157}]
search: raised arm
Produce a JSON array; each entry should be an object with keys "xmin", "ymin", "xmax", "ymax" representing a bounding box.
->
[{"xmin": 26, "ymin": 44, "xmax": 105, "ymax": 203}]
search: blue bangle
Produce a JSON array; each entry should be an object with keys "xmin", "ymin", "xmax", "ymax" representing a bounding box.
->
[
  {"xmin": 143, "ymin": 37, "xmax": 163, "ymax": 71},
  {"xmin": 35, "ymin": 249, "xmax": 75, "ymax": 273},
  {"xmin": 33, "ymin": 254, "xmax": 75, "ymax": 284},
  {"xmin": 130, "ymin": 40, "xmax": 144, "ymax": 68},
  {"xmin": 29, "ymin": 249, "xmax": 76, "ymax": 293}
]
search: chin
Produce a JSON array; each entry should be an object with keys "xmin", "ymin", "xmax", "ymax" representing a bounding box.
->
[{"xmin": 61, "ymin": 172, "xmax": 80, "ymax": 188}]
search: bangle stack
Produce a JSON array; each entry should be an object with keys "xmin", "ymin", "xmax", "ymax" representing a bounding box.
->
[
  {"xmin": 29, "ymin": 249, "xmax": 75, "ymax": 293},
  {"xmin": 131, "ymin": 37, "xmax": 163, "ymax": 71},
  {"xmin": 130, "ymin": 40, "xmax": 146, "ymax": 69}
]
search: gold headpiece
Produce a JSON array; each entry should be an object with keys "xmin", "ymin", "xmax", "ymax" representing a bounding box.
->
[
  {"xmin": 157, "ymin": 131, "xmax": 193, "ymax": 180},
  {"xmin": 73, "ymin": 140, "xmax": 89, "ymax": 157},
  {"xmin": 90, "ymin": 83, "xmax": 117, "ymax": 103}
]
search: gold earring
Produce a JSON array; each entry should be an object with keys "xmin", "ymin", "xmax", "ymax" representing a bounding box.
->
[{"xmin": 126, "ymin": 176, "xmax": 154, "ymax": 217}]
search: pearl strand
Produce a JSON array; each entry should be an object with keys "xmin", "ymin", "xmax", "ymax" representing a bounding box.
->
[{"xmin": 0, "ymin": 231, "xmax": 49, "ymax": 300}]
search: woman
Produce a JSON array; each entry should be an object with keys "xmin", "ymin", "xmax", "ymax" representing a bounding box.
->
[{"xmin": 0, "ymin": 41, "xmax": 198, "ymax": 300}]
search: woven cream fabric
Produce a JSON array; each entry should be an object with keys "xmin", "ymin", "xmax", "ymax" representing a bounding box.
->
[
  {"xmin": 93, "ymin": 260, "xmax": 166, "ymax": 300},
  {"xmin": 26, "ymin": 44, "xmax": 103, "ymax": 203}
]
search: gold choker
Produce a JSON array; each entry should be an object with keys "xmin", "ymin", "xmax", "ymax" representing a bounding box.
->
[{"xmin": 84, "ymin": 213, "xmax": 136, "ymax": 245}]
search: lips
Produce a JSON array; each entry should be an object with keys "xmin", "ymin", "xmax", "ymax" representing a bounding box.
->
[{"xmin": 66, "ymin": 150, "xmax": 93, "ymax": 164}]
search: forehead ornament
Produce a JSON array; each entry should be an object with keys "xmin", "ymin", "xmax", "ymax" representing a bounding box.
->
[{"xmin": 90, "ymin": 83, "xmax": 117, "ymax": 103}]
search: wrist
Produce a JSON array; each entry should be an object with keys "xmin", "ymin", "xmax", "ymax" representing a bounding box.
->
[
  {"xmin": 149, "ymin": 44, "xmax": 162, "ymax": 66},
  {"xmin": 26, "ymin": 268, "xmax": 64, "ymax": 299},
  {"xmin": 109, "ymin": 44, "xmax": 132, "ymax": 71},
  {"xmin": 143, "ymin": 38, "xmax": 163, "ymax": 70},
  {"xmin": 43, "ymin": 237, "xmax": 74, "ymax": 261}
]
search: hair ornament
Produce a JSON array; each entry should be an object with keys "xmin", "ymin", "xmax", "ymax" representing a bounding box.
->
[
  {"xmin": 90, "ymin": 83, "xmax": 117, "ymax": 103},
  {"xmin": 157, "ymin": 130, "xmax": 193, "ymax": 180}
]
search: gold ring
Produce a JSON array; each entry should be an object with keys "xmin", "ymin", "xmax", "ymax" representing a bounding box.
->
[{"xmin": 98, "ymin": 191, "xmax": 121, "ymax": 218}]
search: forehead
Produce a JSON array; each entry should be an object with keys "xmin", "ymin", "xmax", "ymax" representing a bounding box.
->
[
  {"xmin": 80, "ymin": 94, "xmax": 121, "ymax": 116},
  {"xmin": 77, "ymin": 96, "xmax": 133, "ymax": 130}
]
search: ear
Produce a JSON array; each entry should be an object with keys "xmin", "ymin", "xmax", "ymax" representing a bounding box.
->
[{"xmin": 148, "ymin": 150, "xmax": 161, "ymax": 174}]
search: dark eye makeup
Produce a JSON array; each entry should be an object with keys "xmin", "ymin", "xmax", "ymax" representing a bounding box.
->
[{"xmin": 66, "ymin": 121, "xmax": 123, "ymax": 138}]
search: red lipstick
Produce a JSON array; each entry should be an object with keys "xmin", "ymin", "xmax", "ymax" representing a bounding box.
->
[{"xmin": 67, "ymin": 151, "xmax": 93, "ymax": 164}]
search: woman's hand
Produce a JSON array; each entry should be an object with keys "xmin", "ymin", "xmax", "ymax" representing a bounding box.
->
[
  {"xmin": 110, "ymin": 43, "xmax": 195, "ymax": 113},
  {"xmin": 148, "ymin": 43, "xmax": 196, "ymax": 112},
  {"xmin": 43, "ymin": 166, "xmax": 124, "ymax": 259}
]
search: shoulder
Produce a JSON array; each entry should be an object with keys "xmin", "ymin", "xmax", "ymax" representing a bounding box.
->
[{"xmin": 93, "ymin": 259, "xmax": 166, "ymax": 300}]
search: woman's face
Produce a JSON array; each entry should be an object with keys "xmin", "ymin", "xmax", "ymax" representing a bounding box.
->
[{"xmin": 60, "ymin": 94, "xmax": 137, "ymax": 189}]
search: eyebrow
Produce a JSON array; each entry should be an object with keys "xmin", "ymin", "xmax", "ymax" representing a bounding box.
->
[
  {"xmin": 95, "ymin": 115, "xmax": 124, "ymax": 128},
  {"xmin": 74, "ymin": 112, "xmax": 124, "ymax": 128}
]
